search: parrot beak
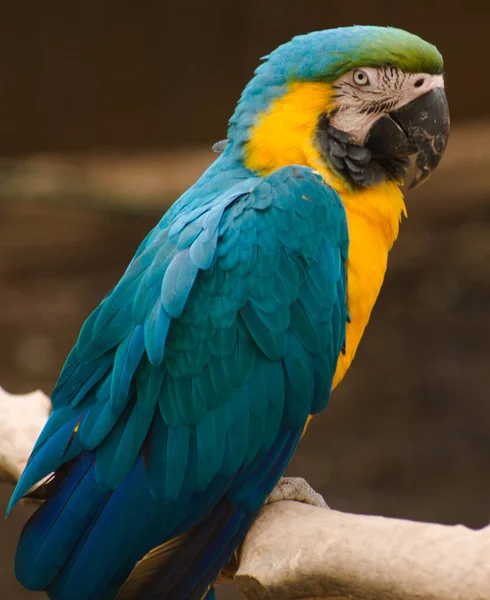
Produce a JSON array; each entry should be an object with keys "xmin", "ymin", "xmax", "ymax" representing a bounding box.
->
[{"xmin": 365, "ymin": 87, "xmax": 450, "ymax": 190}]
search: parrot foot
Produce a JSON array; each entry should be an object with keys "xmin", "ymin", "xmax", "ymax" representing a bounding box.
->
[{"xmin": 264, "ymin": 477, "xmax": 329, "ymax": 509}]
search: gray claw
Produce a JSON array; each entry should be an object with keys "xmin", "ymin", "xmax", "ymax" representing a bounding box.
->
[{"xmin": 265, "ymin": 477, "xmax": 329, "ymax": 509}]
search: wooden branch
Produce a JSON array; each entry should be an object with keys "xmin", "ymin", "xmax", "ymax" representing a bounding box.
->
[
  {"xmin": 0, "ymin": 120, "xmax": 489, "ymax": 216},
  {"xmin": 1, "ymin": 386, "xmax": 489, "ymax": 599},
  {"xmin": 235, "ymin": 501, "xmax": 490, "ymax": 599},
  {"xmin": 0, "ymin": 386, "xmax": 50, "ymax": 485}
]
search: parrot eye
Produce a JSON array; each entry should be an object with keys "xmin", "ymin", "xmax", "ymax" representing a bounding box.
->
[{"xmin": 353, "ymin": 69, "xmax": 370, "ymax": 86}]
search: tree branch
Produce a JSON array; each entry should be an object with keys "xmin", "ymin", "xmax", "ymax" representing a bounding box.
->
[
  {"xmin": 1, "ymin": 387, "xmax": 489, "ymax": 599},
  {"xmin": 0, "ymin": 386, "xmax": 50, "ymax": 485},
  {"xmin": 235, "ymin": 501, "xmax": 490, "ymax": 599}
]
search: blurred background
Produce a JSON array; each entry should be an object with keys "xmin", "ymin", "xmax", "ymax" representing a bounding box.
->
[{"xmin": 1, "ymin": 2, "xmax": 490, "ymax": 598}]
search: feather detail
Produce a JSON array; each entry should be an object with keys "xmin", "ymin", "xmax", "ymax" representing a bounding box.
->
[
  {"xmin": 240, "ymin": 302, "xmax": 287, "ymax": 360},
  {"xmin": 144, "ymin": 302, "xmax": 171, "ymax": 365},
  {"xmin": 7, "ymin": 415, "xmax": 84, "ymax": 514},
  {"xmin": 161, "ymin": 248, "xmax": 199, "ymax": 318},
  {"xmin": 14, "ymin": 453, "xmax": 106, "ymax": 590},
  {"xmin": 110, "ymin": 326, "xmax": 145, "ymax": 414},
  {"xmin": 144, "ymin": 410, "xmax": 190, "ymax": 503}
]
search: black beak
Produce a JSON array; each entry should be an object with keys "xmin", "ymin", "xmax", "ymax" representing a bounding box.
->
[{"xmin": 365, "ymin": 87, "xmax": 450, "ymax": 190}]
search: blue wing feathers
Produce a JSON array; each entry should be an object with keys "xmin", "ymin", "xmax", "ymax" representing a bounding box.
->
[
  {"xmin": 109, "ymin": 326, "xmax": 145, "ymax": 414},
  {"xmin": 7, "ymin": 415, "xmax": 83, "ymax": 513},
  {"xmin": 52, "ymin": 350, "xmax": 113, "ymax": 409},
  {"xmin": 132, "ymin": 276, "xmax": 158, "ymax": 324},
  {"xmin": 159, "ymin": 374, "xmax": 185, "ymax": 427},
  {"xmin": 290, "ymin": 299, "xmax": 322, "ymax": 353},
  {"xmin": 172, "ymin": 376, "xmax": 195, "ymax": 424},
  {"xmin": 282, "ymin": 333, "xmax": 315, "ymax": 426},
  {"xmin": 11, "ymin": 164, "xmax": 348, "ymax": 599},
  {"xmin": 28, "ymin": 405, "xmax": 81, "ymax": 458},
  {"xmin": 161, "ymin": 248, "xmax": 199, "ymax": 318},
  {"xmin": 206, "ymin": 355, "xmax": 234, "ymax": 403},
  {"xmin": 96, "ymin": 383, "xmax": 156, "ymax": 489},
  {"xmin": 144, "ymin": 302, "xmax": 171, "ymax": 365},
  {"xmin": 208, "ymin": 321, "xmax": 236, "ymax": 359},
  {"xmin": 221, "ymin": 320, "xmax": 256, "ymax": 387},
  {"xmin": 221, "ymin": 390, "xmax": 250, "ymax": 476},
  {"xmin": 78, "ymin": 376, "xmax": 115, "ymax": 449},
  {"xmin": 90, "ymin": 303, "xmax": 134, "ymax": 358},
  {"xmin": 145, "ymin": 414, "xmax": 190, "ymax": 502},
  {"xmin": 240, "ymin": 302, "xmax": 288, "ymax": 361},
  {"xmin": 195, "ymin": 407, "xmax": 227, "ymax": 491}
]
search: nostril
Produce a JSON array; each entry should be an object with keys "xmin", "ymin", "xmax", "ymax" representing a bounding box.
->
[{"xmin": 414, "ymin": 78, "xmax": 425, "ymax": 88}]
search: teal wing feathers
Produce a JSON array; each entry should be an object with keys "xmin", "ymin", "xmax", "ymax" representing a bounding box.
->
[{"xmin": 10, "ymin": 164, "xmax": 349, "ymax": 600}]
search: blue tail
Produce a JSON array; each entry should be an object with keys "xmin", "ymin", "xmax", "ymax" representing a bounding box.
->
[
  {"xmin": 14, "ymin": 427, "xmax": 301, "ymax": 600},
  {"xmin": 115, "ymin": 426, "xmax": 302, "ymax": 600},
  {"xmin": 15, "ymin": 452, "xmax": 196, "ymax": 600}
]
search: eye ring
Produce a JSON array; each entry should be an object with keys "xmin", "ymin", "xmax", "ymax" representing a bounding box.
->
[{"xmin": 353, "ymin": 69, "xmax": 369, "ymax": 86}]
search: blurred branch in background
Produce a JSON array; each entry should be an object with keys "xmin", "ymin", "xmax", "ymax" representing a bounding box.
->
[
  {"xmin": 1, "ymin": 387, "xmax": 489, "ymax": 600},
  {"xmin": 0, "ymin": 121, "xmax": 489, "ymax": 216},
  {"xmin": 0, "ymin": 387, "xmax": 50, "ymax": 485},
  {"xmin": 0, "ymin": 149, "xmax": 213, "ymax": 216}
]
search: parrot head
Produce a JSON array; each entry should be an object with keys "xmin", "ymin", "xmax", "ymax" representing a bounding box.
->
[{"xmin": 229, "ymin": 26, "xmax": 449, "ymax": 192}]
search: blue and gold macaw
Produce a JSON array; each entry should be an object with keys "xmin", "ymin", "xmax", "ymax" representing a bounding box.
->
[{"xmin": 8, "ymin": 26, "xmax": 449, "ymax": 600}]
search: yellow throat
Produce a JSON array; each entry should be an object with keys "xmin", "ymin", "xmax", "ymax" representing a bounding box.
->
[{"xmin": 244, "ymin": 81, "xmax": 407, "ymax": 389}]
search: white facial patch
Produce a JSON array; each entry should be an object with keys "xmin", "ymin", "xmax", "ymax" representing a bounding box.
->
[{"xmin": 329, "ymin": 67, "xmax": 445, "ymax": 145}]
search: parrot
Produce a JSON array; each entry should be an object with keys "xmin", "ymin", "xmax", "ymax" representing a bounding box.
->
[{"xmin": 8, "ymin": 25, "xmax": 449, "ymax": 600}]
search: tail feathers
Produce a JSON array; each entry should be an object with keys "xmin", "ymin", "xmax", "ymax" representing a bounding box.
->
[
  {"xmin": 116, "ymin": 426, "xmax": 302, "ymax": 600},
  {"xmin": 43, "ymin": 455, "xmax": 228, "ymax": 600},
  {"xmin": 114, "ymin": 531, "xmax": 195, "ymax": 600},
  {"xmin": 44, "ymin": 456, "xmax": 174, "ymax": 600},
  {"xmin": 7, "ymin": 413, "xmax": 84, "ymax": 515},
  {"xmin": 115, "ymin": 499, "xmax": 245, "ymax": 600},
  {"xmin": 15, "ymin": 451, "xmax": 231, "ymax": 600},
  {"xmin": 15, "ymin": 452, "xmax": 107, "ymax": 591},
  {"xmin": 15, "ymin": 423, "xmax": 302, "ymax": 600}
]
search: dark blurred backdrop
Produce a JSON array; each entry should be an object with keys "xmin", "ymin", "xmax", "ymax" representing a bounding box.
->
[
  {"xmin": 0, "ymin": 0, "xmax": 484, "ymax": 154},
  {"xmin": 1, "ymin": 2, "xmax": 490, "ymax": 599}
]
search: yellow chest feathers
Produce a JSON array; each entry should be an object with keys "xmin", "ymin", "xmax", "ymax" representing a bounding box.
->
[
  {"xmin": 332, "ymin": 186, "xmax": 405, "ymax": 388},
  {"xmin": 243, "ymin": 81, "xmax": 407, "ymax": 388}
]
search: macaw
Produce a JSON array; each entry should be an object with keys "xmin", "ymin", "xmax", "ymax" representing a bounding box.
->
[{"xmin": 8, "ymin": 25, "xmax": 449, "ymax": 600}]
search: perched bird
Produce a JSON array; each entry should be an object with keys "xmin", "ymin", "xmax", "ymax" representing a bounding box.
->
[{"xmin": 9, "ymin": 25, "xmax": 449, "ymax": 600}]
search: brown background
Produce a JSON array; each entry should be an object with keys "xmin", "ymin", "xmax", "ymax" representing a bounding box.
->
[
  {"xmin": 0, "ymin": 1, "xmax": 484, "ymax": 155},
  {"xmin": 1, "ymin": 2, "xmax": 490, "ymax": 599}
]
